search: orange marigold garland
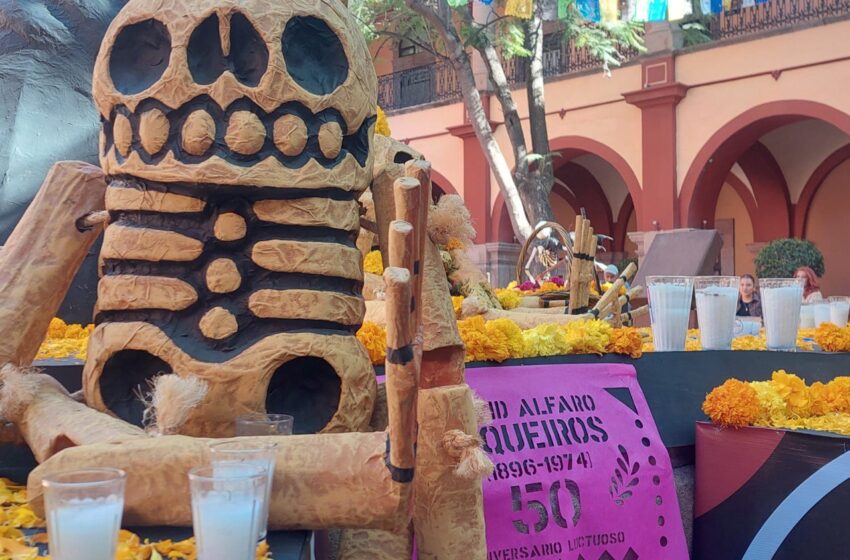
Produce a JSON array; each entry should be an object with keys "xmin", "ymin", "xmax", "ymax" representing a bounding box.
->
[
  {"xmin": 815, "ymin": 323, "xmax": 850, "ymax": 352},
  {"xmin": 702, "ymin": 379, "xmax": 763, "ymax": 428},
  {"xmin": 607, "ymin": 327, "xmax": 643, "ymax": 359}
]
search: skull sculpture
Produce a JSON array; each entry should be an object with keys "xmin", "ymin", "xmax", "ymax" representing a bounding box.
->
[{"xmin": 83, "ymin": 0, "xmax": 377, "ymax": 436}]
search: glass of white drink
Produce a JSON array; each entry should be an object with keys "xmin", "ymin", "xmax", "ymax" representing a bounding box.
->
[
  {"xmin": 647, "ymin": 276, "xmax": 694, "ymax": 351},
  {"xmin": 814, "ymin": 302, "xmax": 832, "ymax": 327},
  {"xmin": 235, "ymin": 413, "xmax": 294, "ymax": 436},
  {"xmin": 829, "ymin": 296, "xmax": 850, "ymax": 327},
  {"xmin": 208, "ymin": 441, "xmax": 277, "ymax": 542},
  {"xmin": 800, "ymin": 304, "xmax": 816, "ymax": 328},
  {"xmin": 189, "ymin": 464, "xmax": 267, "ymax": 560},
  {"xmin": 694, "ymin": 276, "xmax": 739, "ymax": 350},
  {"xmin": 42, "ymin": 468, "xmax": 126, "ymax": 560},
  {"xmin": 760, "ymin": 277, "xmax": 805, "ymax": 351}
]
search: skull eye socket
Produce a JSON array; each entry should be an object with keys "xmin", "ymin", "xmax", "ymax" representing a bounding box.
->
[
  {"xmin": 187, "ymin": 14, "xmax": 225, "ymax": 85},
  {"xmin": 109, "ymin": 19, "xmax": 171, "ymax": 95},
  {"xmin": 230, "ymin": 13, "xmax": 268, "ymax": 86},
  {"xmin": 188, "ymin": 13, "xmax": 269, "ymax": 87},
  {"xmin": 282, "ymin": 16, "xmax": 349, "ymax": 96}
]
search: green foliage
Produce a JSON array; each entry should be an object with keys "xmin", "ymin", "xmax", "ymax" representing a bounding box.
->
[
  {"xmin": 755, "ymin": 239, "xmax": 825, "ymax": 279},
  {"xmin": 349, "ymin": 0, "xmax": 645, "ymax": 72},
  {"xmin": 681, "ymin": 22, "xmax": 712, "ymax": 47}
]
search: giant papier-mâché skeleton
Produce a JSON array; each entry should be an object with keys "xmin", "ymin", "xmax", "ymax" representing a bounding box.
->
[{"xmin": 85, "ymin": 0, "xmax": 382, "ymax": 436}]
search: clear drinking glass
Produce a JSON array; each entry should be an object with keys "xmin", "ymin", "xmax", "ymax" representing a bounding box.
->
[
  {"xmin": 647, "ymin": 276, "xmax": 694, "ymax": 351},
  {"xmin": 235, "ymin": 413, "xmax": 294, "ymax": 436},
  {"xmin": 189, "ymin": 464, "xmax": 266, "ymax": 560},
  {"xmin": 800, "ymin": 303, "xmax": 816, "ymax": 329},
  {"xmin": 814, "ymin": 302, "xmax": 832, "ymax": 327},
  {"xmin": 208, "ymin": 441, "xmax": 278, "ymax": 541},
  {"xmin": 694, "ymin": 276, "xmax": 739, "ymax": 350},
  {"xmin": 42, "ymin": 468, "xmax": 126, "ymax": 560},
  {"xmin": 760, "ymin": 277, "xmax": 805, "ymax": 351},
  {"xmin": 829, "ymin": 296, "xmax": 850, "ymax": 326}
]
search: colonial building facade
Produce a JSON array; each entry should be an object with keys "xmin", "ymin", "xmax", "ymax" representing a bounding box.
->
[{"xmin": 378, "ymin": 2, "xmax": 850, "ymax": 295}]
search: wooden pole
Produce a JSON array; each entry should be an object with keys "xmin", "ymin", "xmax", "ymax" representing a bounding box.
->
[
  {"xmin": 404, "ymin": 160, "xmax": 431, "ymax": 334},
  {"xmin": 0, "ymin": 161, "xmax": 107, "ymax": 366},
  {"xmin": 393, "ymin": 178, "xmax": 421, "ymax": 322},
  {"xmin": 383, "ymin": 266, "xmax": 417, "ymax": 472},
  {"xmin": 567, "ymin": 215, "xmax": 586, "ymax": 315},
  {"xmin": 621, "ymin": 305, "xmax": 649, "ymax": 326}
]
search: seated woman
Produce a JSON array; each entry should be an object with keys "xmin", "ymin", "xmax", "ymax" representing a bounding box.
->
[
  {"xmin": 794, "ymin": 266, "xmax": 824, "ymax": 303},
  {"xmin": 737, "ymin": 274, "xmax": 762, "ymax": 317}
]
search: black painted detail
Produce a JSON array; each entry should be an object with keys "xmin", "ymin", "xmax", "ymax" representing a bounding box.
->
[
  {"xmin": 99, "ymin": 350, "xmax": 172, "ymax": 427},
  {"xmin": 265, "ymin": 357, "xmax": 341, "ymax": 434},
  {"xmin": 413, "ymin": 260, "xmax": 420, "ymax": 275},
  {"xmin": 103, "ymin": 96, "xmax": 374, "ymax": 168},
  {"xmin": 281, "ymin": 17, "xmax": 349, "ymax": 96},
  {"xmin": 94, "ymin": 311, "xmax": 358, "ymax": 363},
  {"xmin": 107, "ymin": 177, "xmax": 360, "ymax": 203},
  {"xmin": 109, "ymin": 19, "xmax": 171, "ymax": 95},
  {"xmin": 187, "ymin": 13, "xmax": 269, "ymax": 87},
  {"xmin": 386, "ymin": 344, "xmax": 414, "ymax": 365},
  {"xmin": 393, "ymin": 151, "xmax": 415, "ymax": 164},
  {"xmin": 385, "ymin": 436, "xmax": 415, "ymax": 483}
]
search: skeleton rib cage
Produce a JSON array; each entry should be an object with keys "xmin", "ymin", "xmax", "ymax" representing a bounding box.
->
[{"xmin": 82, "ymin": 0, "xmax": 378, "ymax": 436}]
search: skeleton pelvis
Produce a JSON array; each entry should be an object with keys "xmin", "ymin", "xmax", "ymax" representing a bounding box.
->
[{"xmin": 83, "ymin": 322, "xmax": 376, "ymax": 437}]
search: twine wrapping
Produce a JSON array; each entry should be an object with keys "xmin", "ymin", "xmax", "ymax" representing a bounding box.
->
[{"xmin": 442, "ymin": 429, "xmax": 494, "ymax": 480}]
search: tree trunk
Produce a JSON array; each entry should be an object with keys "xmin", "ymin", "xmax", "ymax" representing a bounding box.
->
[
  {"xmin": 519, "ymin": 7, "xmax": 556, "ymax": 231},
  {"xmin": 404, "ymin": 0, "xmax": 533, "ymax": 242}
]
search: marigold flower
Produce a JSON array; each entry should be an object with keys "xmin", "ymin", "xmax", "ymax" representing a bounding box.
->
[
  {"xmin": 355, "ymin": 322, "xmax": 386, "ymax": 365},
  {"xmin": 607, "ymin": 327, "xmax": 643, "ymax": 358},
  {"xmin": 703, "ymin": 379, "xmax": 763, "ymax": 428},
  {"xmin": 563, "ymin": 320, "xmax": 612, "ymax": 355},
  {"xmin": 445, "ymin": 237, "xmax": 465, "ymax": 251},
  {"xmin": 771, "ymin": 370, "xmax": 812, "ymax": 417},
  {"xmin": 815, "ymin": 323, "xmax": 850, "ymax": 352},
  {"xmin": 494, "ymin": 288, "xmax": 521, "ymax": 310},
  {"xmin": 363, "ymin": 250, "xmax": 384, "ymax": 276}
]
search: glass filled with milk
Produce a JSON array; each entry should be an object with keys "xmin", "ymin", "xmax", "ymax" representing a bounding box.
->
[
  {"xmin": 694, "ymin": 276, "xmax": 739, "ymax": 350},
  {"xmin": 647, "ymin": 276, "xmax": 694, "ymax": 351},
  {"xmin": 189, "ymin": 464, "xmax": 267, "ymax": 560},
  {"xmin": 814, "ymin": 302, "xmax": 831, "ymax": 327},
  {"xmin": 760, "ymin": 277, "xmax": 805, "ymax": 351},
  {"xmin": 42, "ymin": 467, "xmax": 126, "ymax": 560},
  {"xmin": 800, "ymin": 304, "xmax": 816, "ymax": 328},
  {"xmin": 208, "ymin": 441, "xmax": 277, "ymax": 542},
  {"xmin": 829, "ymin": 296, "xmax": 850, "ymax": 326}
]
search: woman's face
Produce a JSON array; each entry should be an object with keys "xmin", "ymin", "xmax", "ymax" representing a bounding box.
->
[
  {"xmin": 604, "ymin": 273, "xmax": 617, "ymax": 283},
  {"xmin": 740, "ymin": 277, "xmax": 754, "ymax": 297},
  {"xmin": 795, "ymin": 271, "xmax": 808, "ymax": 285}
]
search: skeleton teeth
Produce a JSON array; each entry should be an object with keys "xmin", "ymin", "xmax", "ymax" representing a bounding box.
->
[
  {"xmin": 213, "ymin": 212, "xmax": 247, "ymax": 241},
  {"xmin": 318, "ymin": 122, "xmax": 343, "ymax": 159},
  {"xmin": 206, "ymin": 258, "xmax": 242, "ymax": 294},
  {"xmin": 181, "ymin": 110, "xmax": 216, "ymax": 156},
  {"xmin": 139, "ymin": 109, "xmax": 169, "ymax": 155},
  {"xmin": 113, "ymin": 114, "xmax": 133, "ymax": 156},
  {"xmin": 199, "ymin": 307, "xmax": 238, "ymax": 340},
  {"xmin": 225, "ymin": 110, "xmax": 266, "ymax": 155},
  {"xmin": 273, "ymin": 115, "xmax": 308, "ymax": 157}
]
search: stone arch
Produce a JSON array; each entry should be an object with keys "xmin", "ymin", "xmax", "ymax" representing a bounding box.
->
[
  {"xmin": 679, "ymin": 100, "xmax": 850, "ymax": 229},
  {"xmin": 795, "ymin": 143, "xmax": 850, "ymax": 237}
]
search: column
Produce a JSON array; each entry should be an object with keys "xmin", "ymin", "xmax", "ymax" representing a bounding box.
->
[{"xmin": 623, "ymin": 55, "xmax": 688, "ymax": 231}]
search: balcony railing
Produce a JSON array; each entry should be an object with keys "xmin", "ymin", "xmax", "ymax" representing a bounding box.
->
[
  {"xmin": 377, "ymin": 35, "xmax": 635, "ymax": 111},
  {"xmin": 377, "ymin": 0, "xmax": 850, "ymax": 112},
  {"xmin": 377, "ymin": 61, "xmax": 462, "ymax": 112},
  {"xmin": 712, "ymin": 0, "xmax": 850, "ymax": 39}
]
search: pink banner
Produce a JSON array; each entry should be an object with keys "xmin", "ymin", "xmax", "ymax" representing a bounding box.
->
[{"xmin": 464, "ymin": 363, "xmax": 687, "ymax": 560}]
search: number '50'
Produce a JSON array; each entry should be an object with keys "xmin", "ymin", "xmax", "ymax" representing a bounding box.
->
[{"xmin": 511, "ymin": 480, "xmax": 581, "ymax": 534}]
